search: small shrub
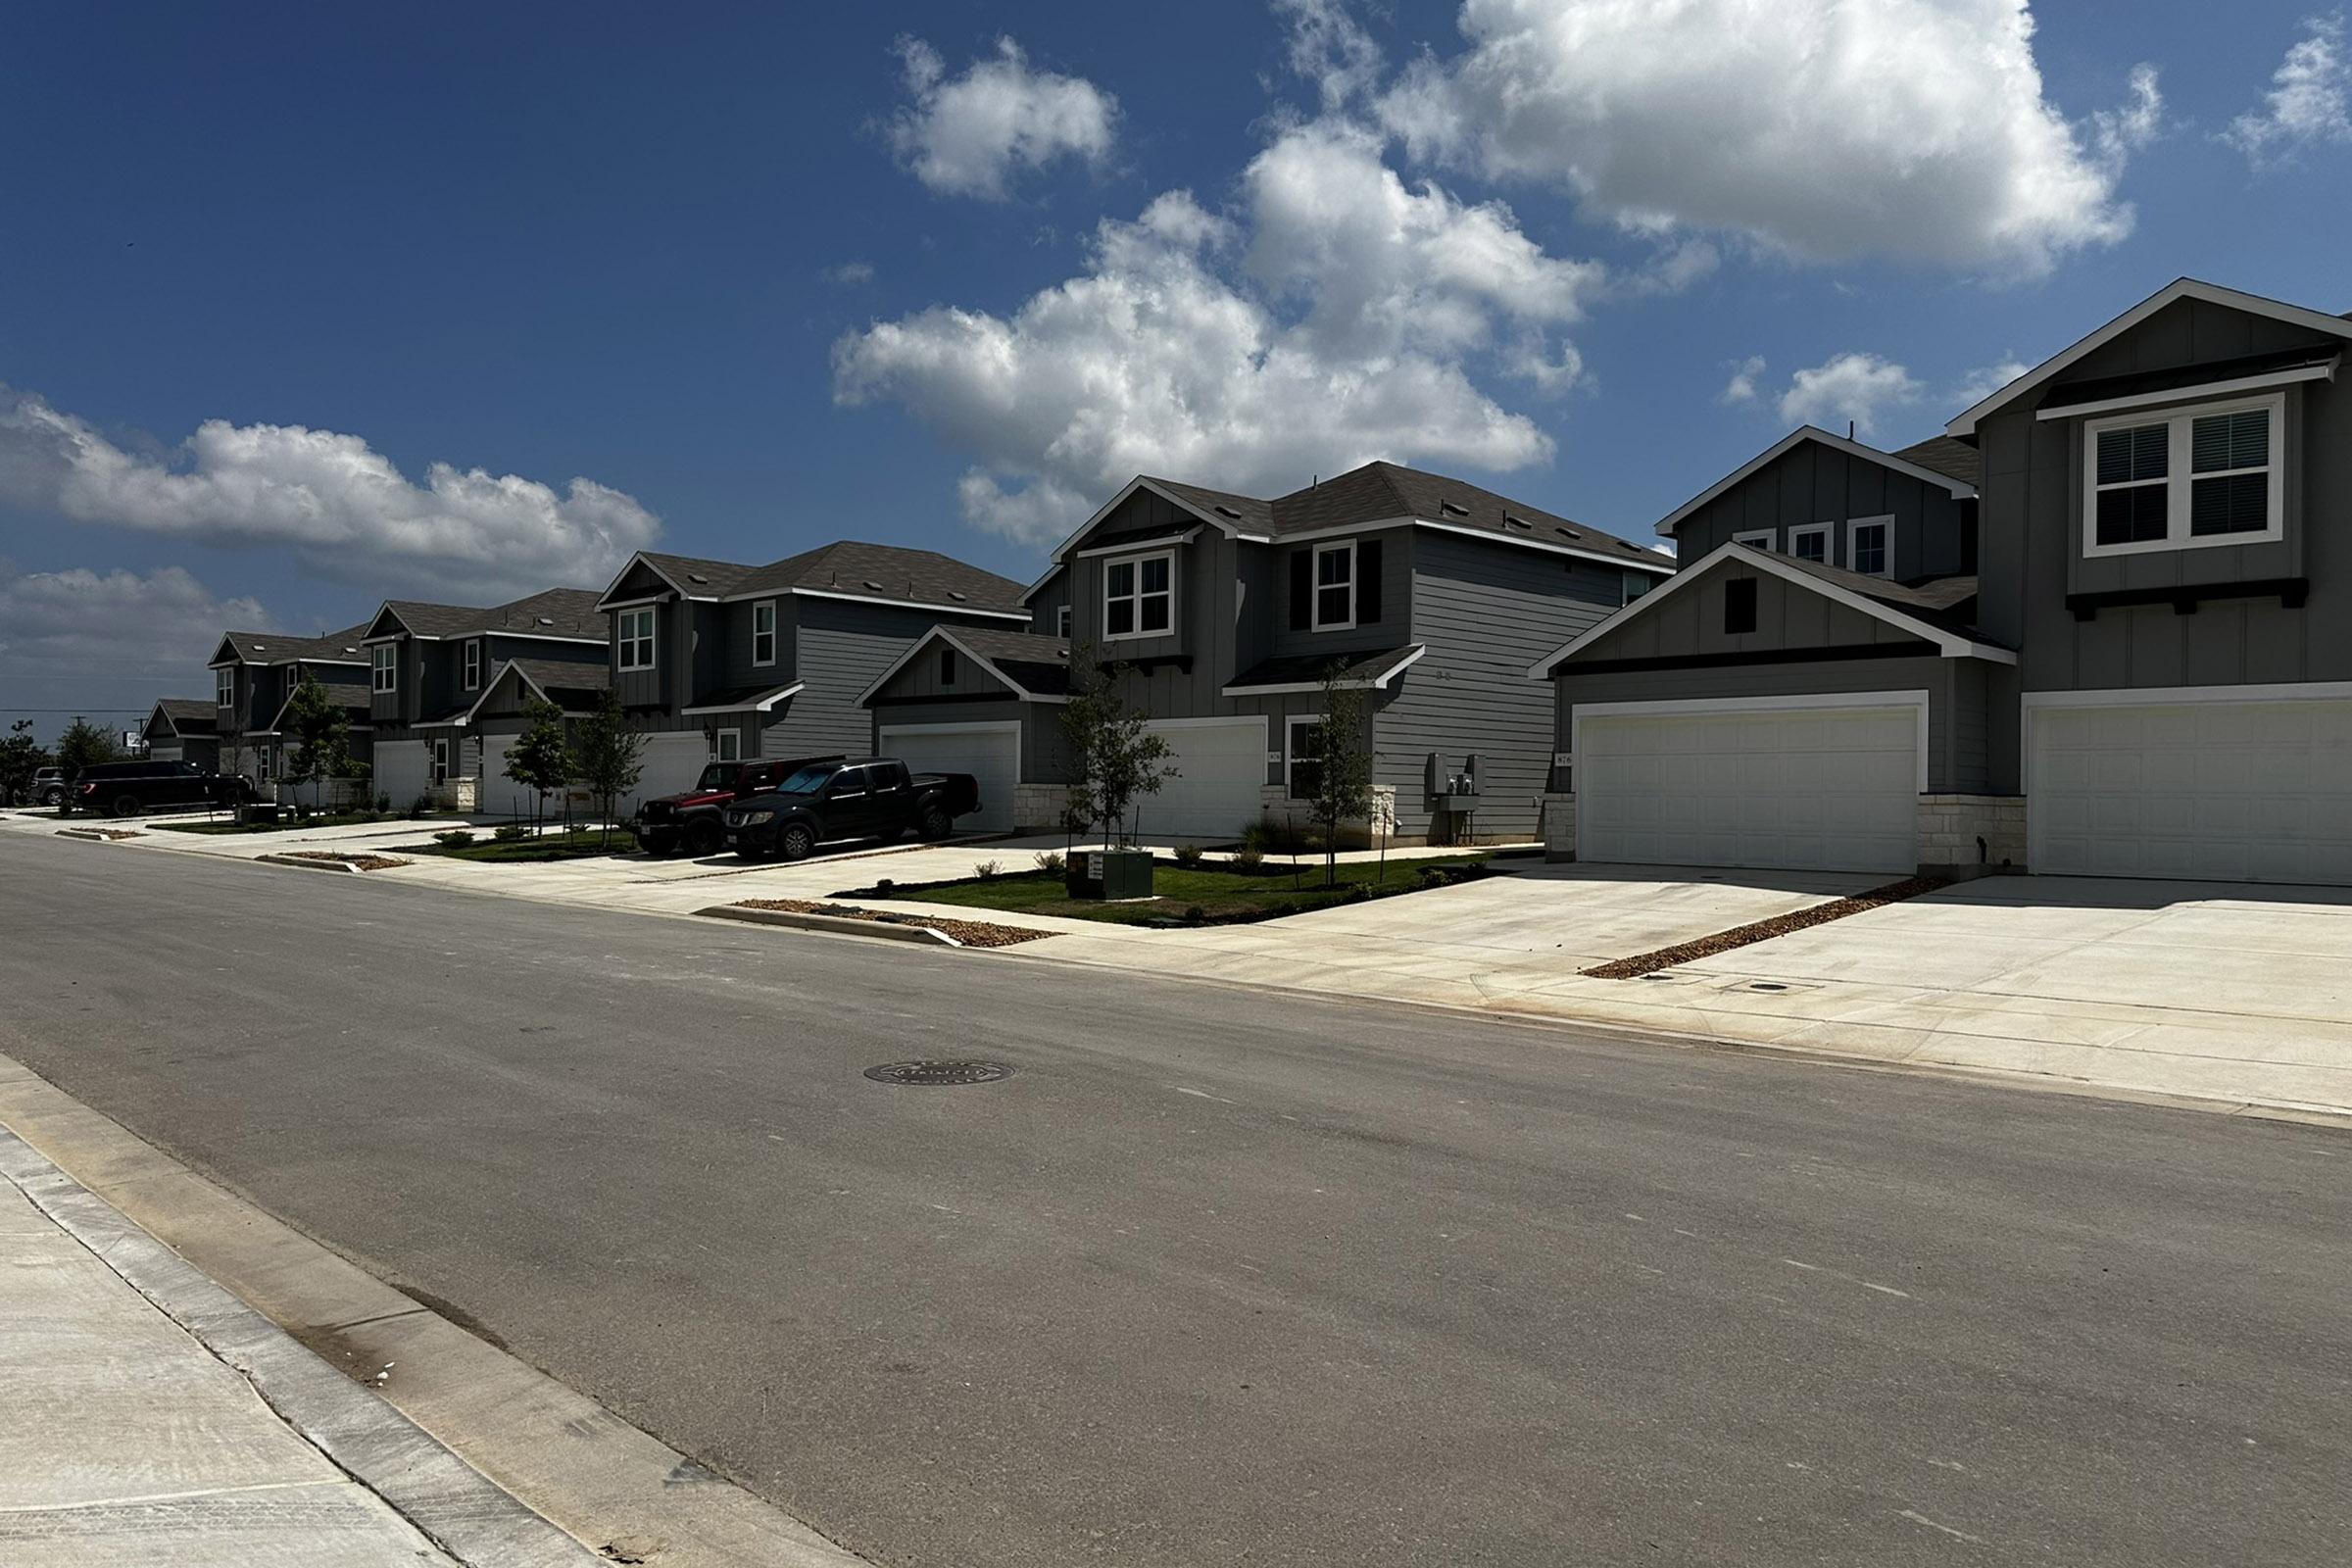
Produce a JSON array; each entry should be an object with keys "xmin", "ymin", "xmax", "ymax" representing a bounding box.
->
[
  {"xmin": 1230, "ymin": 843, "xmax": 1264, "ymax": 870},
  {"xmin": 407, "ymin": 795, "xmax": 430, "ymax": 819},
  {"xmin": 493, "ymin": 824, "xmax": 529, "ymax": 843},
  {"xmin": 1183, "ymin": 905, "xmax": 1206, "ymax": 923},
  {"xmin": 433, "ymin": 829, "xmax": 476, "ymax": 849},
  {"xmin": 376, "ymin": 792, "xmax": 391, "ymax": 813},
  {"xmin": 1171, "ymin": 843, "xmax": 1204, "ymax": 867},
  {"xmin": 973, "ymin": 858, "xmax": 1002, "ymax": 879},
  {"xmin": 1033, "ymin": 850, "xmax": 1066, "ymax": 874},
  {"xmin": 875, "ymin": 877, "xmax": 895, "ymax": 892}
]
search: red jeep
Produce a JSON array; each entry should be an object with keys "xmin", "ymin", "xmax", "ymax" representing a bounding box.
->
[{"xmin": 630, "ymin": 756, "xmax": 841, "ymax": 857}]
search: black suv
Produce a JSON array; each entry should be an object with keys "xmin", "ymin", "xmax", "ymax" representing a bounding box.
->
[{"xmin": 69, "ymin": 760, "xmax": 253, "ymax": 817}]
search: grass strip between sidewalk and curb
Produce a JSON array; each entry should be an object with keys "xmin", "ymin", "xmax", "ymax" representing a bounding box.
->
[{"xmin": 1582, "ymin": 877, "xmax": 1951, "ymax": 980}]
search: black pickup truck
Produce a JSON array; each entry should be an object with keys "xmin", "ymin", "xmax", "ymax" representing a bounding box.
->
[
  {"xmin": 631, "ymin": 755, "xmax": 842, "ymax": 857},
  {"xmin": 68, "ymin": 760, "xmax": 254, "ymax": 817},
  {"xmin": 724, "ymin": 758, "xmax": 981, "ymax": 860}
]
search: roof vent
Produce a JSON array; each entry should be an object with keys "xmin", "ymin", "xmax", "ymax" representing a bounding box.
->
[
  {"xmin": 863, "ymin": 579, "xmax": 885, "ymax": 592},
  {"xmin": 537, "ymin": 616, "xmax": 555, "ymax": 625},
  {"xmin": 1214, "ymin": 504, "xmax": 1242, "ymax": 519},
  {"xmin": 948, "ymin": 590, "xmax": 968, "ymax": 601},
  {"xmin": 1440, "ymin": 500, "xmax": 1471, "ymax": 517},
  {"xmin": 1554, "ymin": 525, "xmax": 1581, "ymax": 540},
  {"xmin": 687, "ymin": 572, "xmax": 709, "ymax": 584},
  {"xmin": 1501, "ymin": 514, "xmax": 1532, "ymax": 532}
]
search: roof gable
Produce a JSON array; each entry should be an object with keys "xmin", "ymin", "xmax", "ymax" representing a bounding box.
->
[{"xmin": 1657, "ymin": 427, "xmax": 1977, "ymax": 537}]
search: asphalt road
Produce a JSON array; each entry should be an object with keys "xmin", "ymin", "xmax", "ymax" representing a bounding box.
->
[{"xmin": 3, "ymin": 830, "xmax": 2347, "ymax": 1566}]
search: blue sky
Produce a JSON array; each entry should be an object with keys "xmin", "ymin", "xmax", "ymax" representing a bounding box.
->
[{"xmin": 4, "ymin": 0, "xmax": 2349, "ymax": 735}]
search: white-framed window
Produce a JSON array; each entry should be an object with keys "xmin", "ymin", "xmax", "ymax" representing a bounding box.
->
[
  {"xmin": 430, "ymin": 738, "xmax": 450, "ymax": 785},
  {"xmin": 710, "ymin": 728, "xmax": 742, "ymax": 762},
  {"xmin": 1285, "ymin": 714, "xmax": 1325, "ymax": 801},
  {"xmin": 1621, "ymin": 571, "xmax": 1653, "ymax": 606},
  {"xmin": 2082, "ymin": 393, "xmax": 2284, "ymax": 557},
  {"xmin": 371, "ymin": 643, "xmax": 397, "ymax": 693},
  {"xmin": 1788, "ymin": 522, "xmax": 1832, "ymax": 564},
  {"xmin": 1732, "ymin": 528, "xmax": 1777, "ymax": 552},
  {"xmin": 1311, "ymin": 541, "xmax": 1356, "ymax": 630},
  {"xmin": 1054, "ymin": 604, "xmax": 1072, "ymax": 638},
  {"xmin": 285, "ymin": 665, "xmax": 301, "ymax": 697},
  {"xmin": 617, "ymin": 607, "xmax": 657, "ymax": 671},
  {"xmin": 463, "ymin": 640, "xmax": 481, "ymax": 692},
  {"xmin": 1846, "ymin": 515, "xmax": 1892, "ymax": 578},
  {"xmin": 1103, "ymin": 552, "xmax": 1174, "ymax": 639},
  {"xmin": 751, "ymin": 600, "xmax": 777, "ymax": 666},
  {"xmin": 256, "ymin": 746, "xmax": 273, "ymax": 782},
  {"xmin": 217, "ymin": 667, "xmax": 235, "ymax": 707}
]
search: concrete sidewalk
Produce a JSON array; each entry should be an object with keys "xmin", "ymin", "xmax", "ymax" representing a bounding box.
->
[{"xmin": 0, "ymin": 1127, "xmax": 595, "ymax": 1568}]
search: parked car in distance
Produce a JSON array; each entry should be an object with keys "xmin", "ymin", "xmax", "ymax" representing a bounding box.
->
[
  {"xmin": 68, "ymin": 760, "xmax": 253, "ymax": 818},
  {"xmin": 630, "ymin": 755, "xmax": 844, "ymax": 858},
  {"xmin": 725, "ymin": 759, "xmax": 980, "ymax": 861},
  {"xmin": 29, "ymin": 766, "xmax": 69, "ymax": 808}
]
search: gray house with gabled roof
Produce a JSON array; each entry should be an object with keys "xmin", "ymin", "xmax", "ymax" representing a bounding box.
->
[
  {"xmin": 592, "ymin": 540, "xmax": 1031, "ymax": 808},
  {"xmin": 866, "ymin": 460, "xmax": 1675, "ymax": 842},
  {"xmin": 208, "ymin": 623, "xmax": 374, "ymax": 789},
  {"xmin": 140, "ymin": 698, "xmax": 220, "ymax": 770},
  {"xmin": 1537, "ymin": 277, "xmax": 2352, "ymax": 888}
]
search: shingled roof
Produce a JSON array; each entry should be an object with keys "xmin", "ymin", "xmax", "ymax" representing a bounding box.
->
[
  {"xmin": 373, "ymin": 588, "xmax": 606, "ymax": 641},
  {"xmin": 213, "ymin": 622, "xmax": 374, "ymax": 666},
  {"xmin": 1891, "ymin": 435, "xmax": 1983, "ymax": 489},
  {"xmin": 616, "ymin": 542, "xmax": 1027, "ymax": 614},
  {"xmin": 148, "ymin": 699, "xmax": 218, "ymax": 736}
]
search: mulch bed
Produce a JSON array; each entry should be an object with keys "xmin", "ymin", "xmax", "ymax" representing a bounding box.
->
[
  {"xmin": 280, "ymin": 850, "xmax": 409, "ymax": 872},
  {"xmin": 733, "ymin": 898, "xmax": 1046, "ymax": 949},
  {"xmin": 57, "ymin": 826, "xmax": 144, "ymax": 840},
  {"xmin": 1581, "ymin": 877, "xmax": 1949, "ymax": 980}
]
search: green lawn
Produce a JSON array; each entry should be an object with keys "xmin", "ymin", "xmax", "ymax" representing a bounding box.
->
[
  {"xmin": 388, "ymin": 827, "xmax": 643, "ymax": 862},
  {"xmin": 155, "ymin": 812, "xmax": 395, "ymax": 836},
  {"xmin": 846, "ymin": 853, "xmax": 1493, "ymax": 926}
]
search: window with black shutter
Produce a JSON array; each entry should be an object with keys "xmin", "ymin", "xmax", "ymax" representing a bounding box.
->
[
  {"xmin": 1724, "ymin": 577, "xmax": 1757, "ymax": 635},
  {"xmin": 1289, "ymin": 549, "xmax": 1312, "ymax": 629}
]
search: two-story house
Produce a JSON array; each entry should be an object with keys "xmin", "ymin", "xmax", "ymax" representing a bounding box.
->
[
  {"xmin": 862, "ymin": 462, "xmax": 1676, "ymax": 840},
  {"xmin": 360, "ymin": 588, "xmax": 608, "ymax": 809},
  {"xmin": 591, "ymin": 541, "xmax": 1031, "ymax": 806},
  {"xmin": 1534, "ymin": 277, "xmax": 2352, "ymax": 888},
  {"xmin": 206, "ymin": 623, "xmax": 375, "ymax": 788}
]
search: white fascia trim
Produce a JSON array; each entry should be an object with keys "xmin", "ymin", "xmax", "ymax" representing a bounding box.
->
[
  {"xmin": 1074, "ymin": 526, "xmax": 1200, "ymax": 561},
  {"xmin": 1656, "ymin": 426, "xmax": 1977, "ymax": 537},
  {"xmin": 681, "ymin": 682, "xmax": 806, "ymax": 716},
  {"xmin": 1949, "ymin": 277, "xmax": 2352, "ymax": 437},
  {"xmin": 459, "ymin": 663, "xmax": 546, "ymax": 723},
  {"xmin": 780, "ymin": 586, "xmax": 1030, "ymax": 622},
  {"xmin": 858, "ymin": 627, "xmax": 1069, "ymax": 707},
  {"xmin": 1042, "ymin": 475, "xmax": 1264, "ymax": 567},
  {"xmin": 1222, "ymin": 644, "xmax": 1428, "ymax": 696},
  {"xmin": 1266, "ymin": 514, "xmax": 1674, "ymax": 575},
  {"xmin": 2035, "ymin": 360, "xmax": 2335, "ymax": 421},
  {"xmin": 598, "ymin": 593, "xmax": 673, "ymax": 612},
  {"xmin": 1525, "ymin": 541, "xmax": 2016, "ymax": 678},
  {"xmin": 1574, "ymin": 689, "xmax": 1933, "ymax": 795}
]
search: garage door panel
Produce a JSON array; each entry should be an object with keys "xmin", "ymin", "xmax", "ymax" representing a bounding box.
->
[
  {"xmin": 880, "ymin": 724, "xmax": 1020, "ymax": 833},
  {"xmin": 1141, "ymin": 720, "xmax": 1264, "ymax": 839},
  {"xmin": 1579, "ymin": 702, "xmax": 1918, "ymax": 874},
  {"xmin": 2031, "ymin": 697, "xmax": 2352, "ymax": 885},
  {"xmin": 376, "ymin": 742, "xmax": 428, "ymax": 808}
]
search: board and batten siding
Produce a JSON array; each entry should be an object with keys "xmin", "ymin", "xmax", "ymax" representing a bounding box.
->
[
  {"xmin": 1573, "ymin": 562, "xmax": 1927, "ymax": 665},
  {"xmin": 1674, "ymin": 439, "xmax": 1973, "ymax": 582},
  {"xmin": 1389, "ymin": 532, "xmax": 1625, "ymax": 841}
]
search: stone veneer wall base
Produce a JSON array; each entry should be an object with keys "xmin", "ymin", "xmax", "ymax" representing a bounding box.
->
[{"xmin": 1916, "ymin": 794, "xmax": 2027, "ymax": 879}]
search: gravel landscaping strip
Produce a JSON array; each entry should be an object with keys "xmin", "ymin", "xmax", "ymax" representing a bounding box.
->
[
  {"xmin": 733, "ymin": 898, "xmax": 1046, "ymax": 948},
  {"xmin": 1581, "ymin": 877, "xmax": 1950, "ymax": 980}
]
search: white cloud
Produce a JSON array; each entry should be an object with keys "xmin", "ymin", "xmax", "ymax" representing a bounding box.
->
[
  {"xmin": 0, "ymin": 383, "xmax": 661, "ymax": 598},
  {"xmin": 824, "ymin": 261, "xmax": 876, "ymax": 286},
  {"xmin": 0, "ymin": 561, "xmax": 270, "ymax": 700},
  {"xmin": 2223, "ymin": 13, "xmax": 2351, "ymax": 166},
  {"xmin": 888, "ymin": 36, "xmax": 1118, "ymax": 199},
  {"xmin": 1950, "ymin": 357, "xmax": 2033, "ymax": 408},
  {"xmin": 1275, "ymin": 0, "xmax": 1384, "ymax": 112},
  {"xmin": 1775, "ymin": 353, "xmax": 1925, "ymax": 438},
  {"xmin": 1720, "ymin": 356, "xmax": 1766, "ymax": 405},
  {"xmin": 1376, "ymin": 0, "xmax": 2154, "ymax": 275},
  {"xmin": 833, "ymin": 186, "xmax": 1560, "ymax": 546},
  {"xmin": 2091, "ymin": 63, "xmax": 2166, "ymax": 171}
]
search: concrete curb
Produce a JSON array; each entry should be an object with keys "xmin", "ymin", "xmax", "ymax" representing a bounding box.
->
[
  {"xmin": 697, "ymin": 903, "xmax": 963, "ymax": 947},
  {"xmin": 54, "ymin": 826, "xmax": 140, "ymax": 842},
  {"xmin": 255, "ymin": 852, "xmax": 374, "ymax": 874},
  {"xmin": 0, "ymin": 1123, "xmax": 600, "ymax": 1568}
]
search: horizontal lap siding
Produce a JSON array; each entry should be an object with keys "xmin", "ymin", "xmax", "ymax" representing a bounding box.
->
[
  {"xmin": 1397, "ymin": 535, "xmax": 1622, "ymax": 840},
  {"xmin": 784, "ymin": 600, "xmax": 1012, "ymax": 760}
]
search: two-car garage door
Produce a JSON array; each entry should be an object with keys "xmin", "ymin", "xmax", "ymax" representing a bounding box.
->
[
  {"xmin": 881, "ymin": 722, "xmax": 1021, "ymax": 832},
  {"xmin": 2030, "ymin": 695, "xmax": 2352, "ymax": 885},
  {"xmin": 1577, "ymin": 699, "xmax": 1923, "ymax": 874}
]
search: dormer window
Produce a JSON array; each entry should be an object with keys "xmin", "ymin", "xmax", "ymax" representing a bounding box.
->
[
  {"xmin": 2084, "ymin": 394, "xmax": 2283, "ymax": 557},
  {"xmin": 1103, "ymin": 552, "xmax": 1173, "ymax": 640},
  {"xmin": 1312, "ymin": 541, "xmax": 1356, "ymax": 631},
  {"xmin": 371, "ymin": 643, "xmax": 397, "ymax": 693}
]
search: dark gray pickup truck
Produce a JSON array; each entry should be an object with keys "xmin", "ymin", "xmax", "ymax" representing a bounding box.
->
[{"xmin": 723, "ymin": 758, "xmax": 981, "ymax": 860}]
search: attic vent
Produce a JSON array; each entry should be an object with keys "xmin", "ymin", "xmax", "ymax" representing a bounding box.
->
[
  {"xmin": 537, "ymin": 616, "xmax": 555, "ymax": 625},
  {"xmin": 687, "ymin": 572, "xmax": 709, "ymax": 584},
  {"xmin": 1213, "ymin": 504, "xmax": 1242, "ymax": 519},
  {"xmin": 863, "ymin": 579, "xmax": 885, "ymax": 591},
  {"xmin": 1553, "ymin": 525, "xmax": 1581, "ymax": 540},
  {"xmin": 1439, "ymin": 500, "xmax": 1470, "ymax": 517},
  {"xmin": 948, "ymin": 590, "xmax": 968, "ymax": 601}
]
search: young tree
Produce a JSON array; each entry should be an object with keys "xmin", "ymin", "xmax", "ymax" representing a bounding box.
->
[
  {"xmin": 0, "ymin": 719, "xmax": 50, "ymax": 806},
  {"xmin": 1302, "ymin": 667, "xmax": 1376, "ymax": 888},
  {"xmin": 55, "ymin": 716, "xmax": 120, "ymax": 778},
  {"xmin": 504, "ymin": 697, "xmax": 573, "ymax": 830},
  {"xmin": 569, "ymin": 690, "xmax": 646, "ymax": 848},
  {"xmin": 282, "ymin": 672, "xmax": 358, "ymax": 814},
  {"xmin": 1058, "ymin": 646, "xmax": 1177, "ymax": 848}
]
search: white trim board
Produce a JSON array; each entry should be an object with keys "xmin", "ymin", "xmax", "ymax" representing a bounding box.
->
[
  {"xmin": 1572, "ymin": 690, "xmax": 1933, "ymax": 796},
  {"xmin": 1222, "ymin": 644, "xmax": 1427, "ymax": 696},
  {"xmin": 1949, "ymin": 277, "xmax": 2352, "ymax": 437},
  {"xmin": 1655, "ymin": 426, "xmax": 1976, "ymax": 538},
  {"xmin": 681, "ymin": 682, "xmax": 805, "ymax": 716},
  {"xmin": 2035, "ymin": 360, "xmax": 2334, "ymax": 420},
  {"xmin": 1074, "ymin": 526, "xmax": 1200, "ymax": 561},
  {"xmin": 1525, "ymin": 541, "xmax": 2016, "ymax": 677}
]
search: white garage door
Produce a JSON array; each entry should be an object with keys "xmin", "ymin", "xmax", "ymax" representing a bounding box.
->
[
  {"xmin": 623, "ymin": 732, "xmax": 712, "ymax": 813},
  {"xmin": 375, "ymin": 741, "xmax": 429, "ymax": 809},
  {"xmin": 1579, "ymin": 700, "xmax": 1922, "ymax": 873},
  {"xmin": 477, "ymin": 734, "xmax": 535, "ymax": 818},
  {"xmin": 2031, "ymin": 696, "xmax": 2352, "ymax": 884},
  {"xmin": 149, "ymin": 745, "xmax": 182, "ymax": 762},
  {"xmin": 880, "ymin": 722, "xmax": 1020, "ymax": 832},
  {"xmin": 1139, "ymin": 718, "xmax": 1267, "ymax": 839}
]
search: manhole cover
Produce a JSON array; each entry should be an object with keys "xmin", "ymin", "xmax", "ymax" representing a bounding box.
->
[{"xmin": 862, "ymin": 1060, "xmax": 1012, "ymax": 1086}]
